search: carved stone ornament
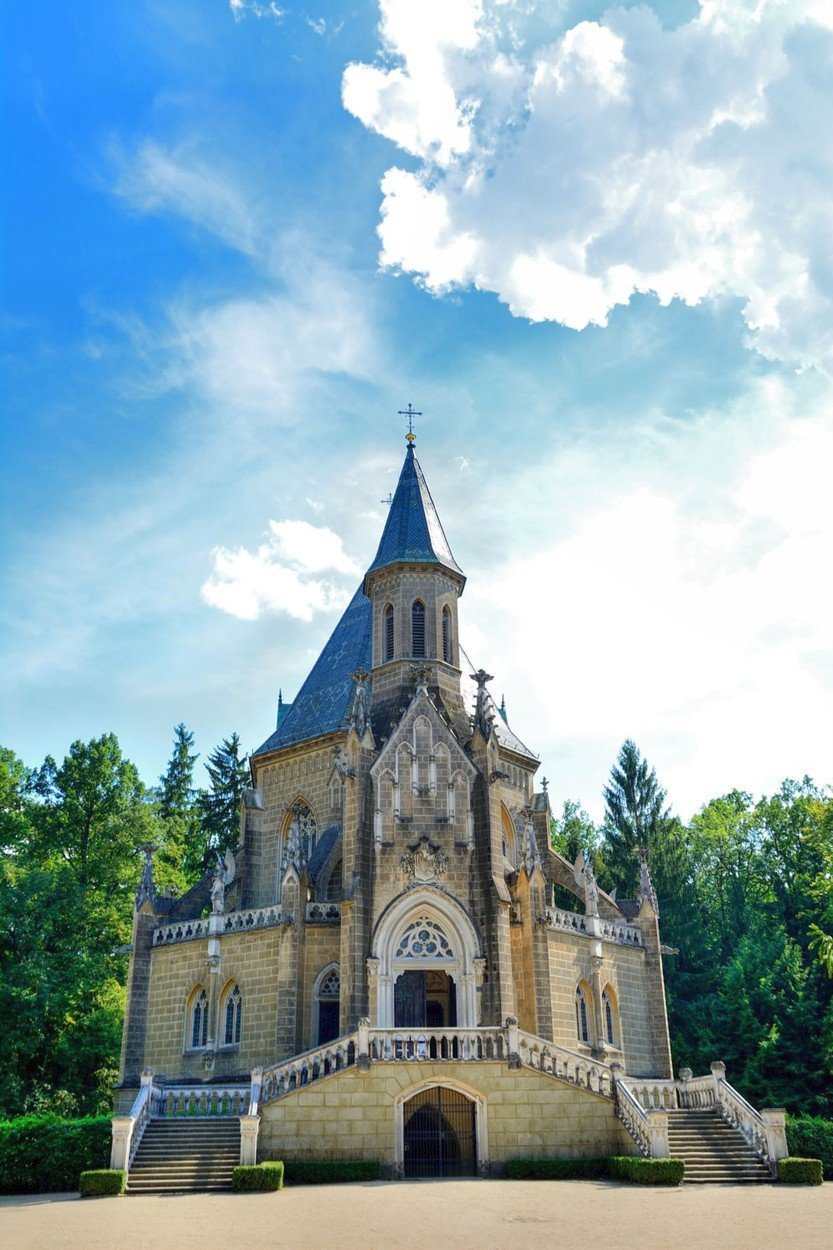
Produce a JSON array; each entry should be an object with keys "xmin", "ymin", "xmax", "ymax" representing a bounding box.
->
[
  {"xmin": 135, "ymin": 842, "xmax": 157, "ymax": 908},
  {"xmin": 637, "ymin": 845, "xmax": 659, "ymax": 914},
  {"xmin": 402, "ymin": 836, "xmax": 448, "ymax": 884},
  {"xmin": 409, "ymin": 662, "xmax": 433, "ymax": 692},
  {"xmin": 573, "ymin": 850, "xmax": 600, "ymax": 918},
  {"xmin": 348, "ymin": 668, "xmax": 371, "ymax": 738}
]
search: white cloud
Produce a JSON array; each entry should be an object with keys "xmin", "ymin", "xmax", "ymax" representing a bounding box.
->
[
  {"xmin": 229, "ymin": 0, "xmax": 286, "ymax": 21},
  {"xmin": 201, "ymin": 519, "xmax": 359, "ymax": 621},
  {"xmin": 344, "ymin": 0, "xmax": 833, "ymax": 369},
  {"xmin": 464, "ymin": 379, "xmax": 833, "ymax": 817},
  {"xmin": 111, "ymin": 139, "xmax": 259, "ymax": 255}
]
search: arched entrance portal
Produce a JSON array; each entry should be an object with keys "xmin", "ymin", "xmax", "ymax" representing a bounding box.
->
[
  {"xmin": 394, "ymin": 969, "xmax": 457, "ymax": 1028},
  {"xmin": 403, "ymin": 1087, "xmax": 477, "ymax": 1178}
]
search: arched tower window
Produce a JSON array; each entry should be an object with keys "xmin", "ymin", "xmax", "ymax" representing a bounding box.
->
[
  {"xmin": 384, "ymin": 603, "xmax": 394, "ymax": 661},
  {"xmin": 575, "ymin": 984, "xmax": 591, "ymax": 1045},
  {"xmin": 188, "ymin": 987, "xmax": 208, "ymax": 1050},
  {"xmin": 222, "ymin": 984, "xmax": 242, "ymax": 1046},
  {"xmin": 442, "ymin": 605, "xmax": 452, "ymax": 664},
  {"xmin": 411, "ymin": 600, "xmax": 426, "ymax": 657},
  {"xmin": 501, "ymin": 805, "xmax": 517, "ymax": 868},
  {"xmin": 315, "ymin": 964, "xmax": 340, "ymax": 1045}
]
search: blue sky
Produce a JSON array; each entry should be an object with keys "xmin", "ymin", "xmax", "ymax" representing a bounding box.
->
[{"xmin": 2, "ymin": 0, "xmax": 831, "ymax": 820}]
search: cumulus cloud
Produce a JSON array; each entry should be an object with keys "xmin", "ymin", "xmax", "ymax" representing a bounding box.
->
[
  {"xmin": 229, "ymin": 0, "xmax": 286, "ymax": 21},
  {"xmin": 201, "ymin": 519, "xmax": 361, "ymax": 621},
  {"xmin": 344, "ymin": 0, "xmax": 833, "ymax": 368}
]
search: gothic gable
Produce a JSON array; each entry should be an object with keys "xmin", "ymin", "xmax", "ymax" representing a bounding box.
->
[{"xmin": 370, "ymin": 688, "xmax": 477, "ymax": 848}]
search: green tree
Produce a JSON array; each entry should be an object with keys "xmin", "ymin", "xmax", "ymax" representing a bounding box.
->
[
  {"xmin": 187, "ymin": 734, "xmax": 249, "ymax": 878},
  {"xmin": 155, "ymin": 724, "xmax": 201, "ymax": 892},
  {"xmin": 600, "ymin": 739, "xmax": 674, "ymax": 896}
]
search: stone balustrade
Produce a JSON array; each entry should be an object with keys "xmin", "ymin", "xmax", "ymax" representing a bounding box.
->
[
  {"xmin": 613, "ymin": 1073, "xmax": 668, "ymax": 1157},
  {"xmin": 260, "ymin": 1036, "xmax": 358, "ymax": 1103},
  {"xmin": 305, "ymin": 901, "xmax": 342, "ymax": 924},
  {"xmin": 369, "ymin": 1027, "xmax": 506, "ymax": 1063},
  {"xmin": 517, "ymin": 1030, "xmax": 615, "ymax": 1097},
  {"xmin": 156, "ymin": 1084, "xmax": 251, "ymax": 1117},
  {"xmin": 153, "ymin": 905, "xmax": 290, "ymax": 946},
  {"xmin": 541, "ymin": 907, "xmax": 642, "ymax": 947}
]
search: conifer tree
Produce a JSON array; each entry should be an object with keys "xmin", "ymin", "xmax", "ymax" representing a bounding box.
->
[
  {"xmin": 601, "ymin": 738, "xmax": 673, "ymax": 896},
  {"xmin": 156, "ymin": 724, "xmax": 200, "ymax": 891},
  {"xmin": 188, "ymin": 734, "xmax": 249, "ymax": 878}
]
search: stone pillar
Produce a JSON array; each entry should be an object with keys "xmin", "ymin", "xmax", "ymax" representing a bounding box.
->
[
  {"xmin": 118, "ymin": 902, "xmax": 157, "ymax": 1086},
  {"xmin": 589, "ymin": 948, "xmax": 606, "ymax": 1053},
  {"xmin": 637, "ymin": 899, "xmax": 674, "ymax": 1079},
  {"xmin": 710, "ymin": 1059, "xmax": 726, "ymax": 1103},
  {"xmin": 761, "ymin": 1109, "xmax": 789, "ymax": 1165},
  {"xmin": 110, "ymin": 1117, "xmax": 133, "ymax": 1171},
  {"xmin": 646, "ymin": 1110, "xmax": 670, "ymax": 1158},
  {"xmin": 505, "ymin": 1016, "xmax": 521, "ymax": 1069},
  {"xmin": 239, "ymin": 1115, "xmax": 261, "ymax": 1165},
  {"xmin": 357, "ymin": 1016, "xmax": 371, "ymax": 1070}
]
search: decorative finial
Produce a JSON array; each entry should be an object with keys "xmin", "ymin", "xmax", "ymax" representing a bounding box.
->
[
  {"xmin": 381, "ymin": 492, "xmax": 393, "ymax": 506},
  {"xmin": 542, "ymin": 776, "xmax": 548, "ymax": 792},
  {"xmin": 397, "ymin": 402, "xmax": 422, "ymax": 445}
]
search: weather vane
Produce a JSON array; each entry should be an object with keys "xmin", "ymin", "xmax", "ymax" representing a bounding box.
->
[{"xmin": 397, "ymin": 402, "xmax": 422, "ymax": 444}]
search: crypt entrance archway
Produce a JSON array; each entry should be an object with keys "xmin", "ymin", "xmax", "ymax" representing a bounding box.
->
[
  {"xmin": 403, "ymin": 1086, "xmax": 476, "ymax": 1177},
  {"xmin": 369, "ymin": 889, "xmax": 484, "ymax": 1027}
]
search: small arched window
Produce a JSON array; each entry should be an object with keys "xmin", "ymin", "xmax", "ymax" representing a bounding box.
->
[
  {"xmin": 316, "ymin": 964, "xmax": 340, "ymax": 1045},
  {"xmin": 575, "ymin": 985, "xmax": 591, "ymax": 1044},
  {"xmin": 411, "ymin": 600, "xmax": 425, "ymax": 657},
  {"xmin": 223, "ymin": 984, "xmax": 242, "ymax": 1046},
  {"xmin": 384, "ymin": 603, "xmax": 394, "ymax": 662},
  {"xmin": 602, "ymin": 988, "xmax": 616, "ymax": 1046},
  {"xmin": 190, "ymin": 988, "xmax": 208, "ymax": 1049},
  {"xmin": 442, "ymin": 605, "xmax": 452, "ymax": 664}
]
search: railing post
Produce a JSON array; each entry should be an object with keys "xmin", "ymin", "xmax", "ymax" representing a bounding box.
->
[
  {"xmin": 505, "ymin": 1016, "xmax": 521, "ymax": 1069},
  {"xmin": 239, "ymin": 1115, "xmax": 261, "ymax": 1165},
  {"xmin": 110, "ymin": 1117, "xmax": 133, "ymax": 1171},
  {"xmin": 646, "ymin": 1110, "xmax": 670, "ymax": 1158},
  {"xmin": 710, "ymin": 1059, "xmax": 726, "ymax": 1104},
  {"xmin": 358, "ymin": 1017, "xmax": 371, "ymax": 1070},
  {"xmin": 761, "ymin": 1109, "xmax": 789, "ymax": 1169}
]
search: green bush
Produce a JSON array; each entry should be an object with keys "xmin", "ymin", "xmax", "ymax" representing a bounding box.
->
[
  {"xmin": 282, "ymin": 1159, "xmax": 381, "ymax": 1185},
  {"xmin": 79, "ymin": 1170, "xmax": 125, "ymax": 1197},
  {"xmin": 0, "ymin": 1115, "xmax": 111, "ymax": 1194},
  {"xmin": 608, "ymin": 1156, "xmax": 685, "ymax": 1186},
  {"xmin": 787, "ymin": 1116, "xmax": 833, "ymax": 1179},
  {"xmin": 778, "ymin": 1158, "xmax": 823, "ymax": 1185},
  {"xmin": 232, "ymin": 1162, "xmax": 285, "ymax": 1193},
  {"xmin": 506, "ymin": 1157, "xmax": 610, "ymax": 1180}
]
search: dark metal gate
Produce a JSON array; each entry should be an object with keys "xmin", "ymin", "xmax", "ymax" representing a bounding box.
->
[{"xmin": 403, "ymin": 1087, "xmax": 477, "ymax": 1178}]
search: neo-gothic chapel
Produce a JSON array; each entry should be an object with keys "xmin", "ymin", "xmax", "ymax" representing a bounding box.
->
[{"xmin": 113, "ymin": 434, "xmax": 787, "ymax": 1187}]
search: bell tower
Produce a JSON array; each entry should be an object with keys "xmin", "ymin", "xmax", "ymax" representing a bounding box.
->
[{"xmin": 363, "ymin": 430, "xmax": 466, "ymax": 726}]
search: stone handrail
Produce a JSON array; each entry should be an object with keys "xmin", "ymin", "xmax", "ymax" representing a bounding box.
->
[
  {"xmin": 716, "ymin": 1077, "xmax": 770, "ymax": 1164},
  {"xmin": 260, "ymin": 1034, "xmax": 359, "ymax": 1104},
  {"xmin": 305, "ymin": 902, "xmax": 342, "ymax": 923},
  {"xmin": 517, "ymin": 1031, "xmax": 615, "ymax": 1097},
  {"xmin": 678, "ymin": 1074, "xmax": 715, "ymax": 1108},
  {"xmin": 110, "ymin": 1071, "xmax": 160, "ymax": 1171},
  {"xmin": 541, "ymin": 907, "xmax": 642, "ymax": 947},
  {"xmin": 624, "ymin": 1078, "xmax": 679, "ymax": 1110},
  {"xmin": 614, "ymin": 1075, "xmax": 654, "ymax": 1156},
  {"xmin": 156, "ymin": 1083, "xmax": 250, "ymax": 1117},
  {"xmin": 153, "ymin": 918, "xmax": 208, "ymax": 946},
  {"xmin": 369, "ymin": 1027, "xmax": 506, "ymax": 1063},
  {"xmin": 221, "ymin": 905, "xmax": 291, "ymax": 935}
]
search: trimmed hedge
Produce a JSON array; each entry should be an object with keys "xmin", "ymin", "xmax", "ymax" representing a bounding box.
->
[
  {"xmin": 507, "ymin": 1158, "xmax": 610, "ymax": 1180},
  {"xmin": 232, "ymin": 1162, "xmax": 285, "ymax": 1192},
  {"xmin": 787, "ymin": 1116, "xmax": 833, "ymax": 1179},
  {"xmin": 79, "ymin": 1170, "xmax": 125, "ymax": 1197},
  {"xmin": 0, "ymin": 1116, "xmax": 111, "ymax": 1194},
  {"xmin": 282, "ymin": 1160, "xmax": 381, "ymax": 1185},
  {"xmin": 608, "ymin": 1156, "xmax": 685, "ymax": 1186},
  {"xmin": 778, "ymin": 1158, "xmax": 823, "ymax": 1186}
]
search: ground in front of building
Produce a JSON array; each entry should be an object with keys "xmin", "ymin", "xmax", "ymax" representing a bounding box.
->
[{"xmin": 1, "ymin": 1181, "xmax": 831, "ymax": 1250}]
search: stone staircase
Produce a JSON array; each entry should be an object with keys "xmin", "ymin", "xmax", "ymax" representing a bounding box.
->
[
  {"xmin": 127, "ymin": 1119, "xmax": 240, "ymax": 1194},
  {"xmin": 667, "ymin": 1110, "xmax": 771, "ymax": 1183}
]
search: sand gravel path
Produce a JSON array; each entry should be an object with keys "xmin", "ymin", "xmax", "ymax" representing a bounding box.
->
[{"xmin": 1, "ymin": 1180, "xmax": 831, "ymax": 1250}]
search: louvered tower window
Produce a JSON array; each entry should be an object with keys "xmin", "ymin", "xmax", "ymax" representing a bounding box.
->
[
  {"xmin": 442, "ymin": 605, "xmax": 452, "ymax": 663},
  {"xmin": 411, "ymin": 600, "xmax": 426, "ymax": 657},
  {"xmin": 384, "ymin": 604, "xmax": 394, "ymax": 661}
]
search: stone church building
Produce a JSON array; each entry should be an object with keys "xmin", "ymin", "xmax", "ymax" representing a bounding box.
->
[{"xmin": 112, "ymin": 435, "xmax": 787, "ymax": 1188}]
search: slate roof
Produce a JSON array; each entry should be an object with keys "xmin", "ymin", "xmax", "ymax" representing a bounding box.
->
[
  {"xmin": 307, "ymin": 822, "xmax": 341, "ymax": 882},
  {"xmin": 253, "ymin": 586, "xmax": 372, "ymax": 756},
  {"xmin": 366, "ymin": 444, "xmax": 463, "ymax": 580}
]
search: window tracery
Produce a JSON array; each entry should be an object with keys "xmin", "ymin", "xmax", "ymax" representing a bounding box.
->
[
  {"xmin": 395, "ymin": 917, "xmax": 454, "ymax": 960},
  {"xmin": 223, "ymin": 984, "xmax": 242, "ymax": 1046},
  {"xmin": 189, "ymin": 987, "xmax": 208, "ymax": 1049},
  {"xmin": 575, "ymin": 984, "xmax": 591, "ymax": 1044}
]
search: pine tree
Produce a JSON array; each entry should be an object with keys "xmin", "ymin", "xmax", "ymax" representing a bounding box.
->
[
  {"xmin": 188, "ymin": 734, "xmax": 249, "ymax": 878},
  {"xmin": 156, "ymin": 724, "xmax": 200, "ymax": 891},
  {"xmin": 600, "ymin": 739, "xmax": 673, "ymax": 896}
]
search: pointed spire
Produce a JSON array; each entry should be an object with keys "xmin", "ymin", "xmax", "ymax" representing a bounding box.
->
[
  {"xmin": 365, "ymin": 444, "xmax": 464, "ymax": 585},
  {"xmin": 499, "ymin": 694, "xmax": 507, "ymax": 722}
]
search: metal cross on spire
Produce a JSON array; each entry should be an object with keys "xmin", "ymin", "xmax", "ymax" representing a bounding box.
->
[{"xmin": 397, "ymin": 402, "xmax": 422, "ymax": 444}]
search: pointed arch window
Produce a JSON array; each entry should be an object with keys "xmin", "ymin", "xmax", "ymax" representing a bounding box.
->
[
  {"xmin": 384, "ymin": 603, "xmax": 395, "ymax": 661},
  {"xmin": 315, "ymin": 964, "xmax": 340, "ymax": 1045},
  {"xmin": 223, "ymin": 984, "xmax": 242, "ymax": 1046},
  {"xmin": 189, "ymin": 987, "xmax": 208, "ymax": 1049},
  {"xmin": 575, "ymin": 985, "xmax": 591, "ymax": 1045},
  {"xmin": 442, "ymin": 605, "xmax": 452, "ymax": 664},
  {"xmin": 411, "ymin": 600, "xmax": 426, "ymax": 657}
]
